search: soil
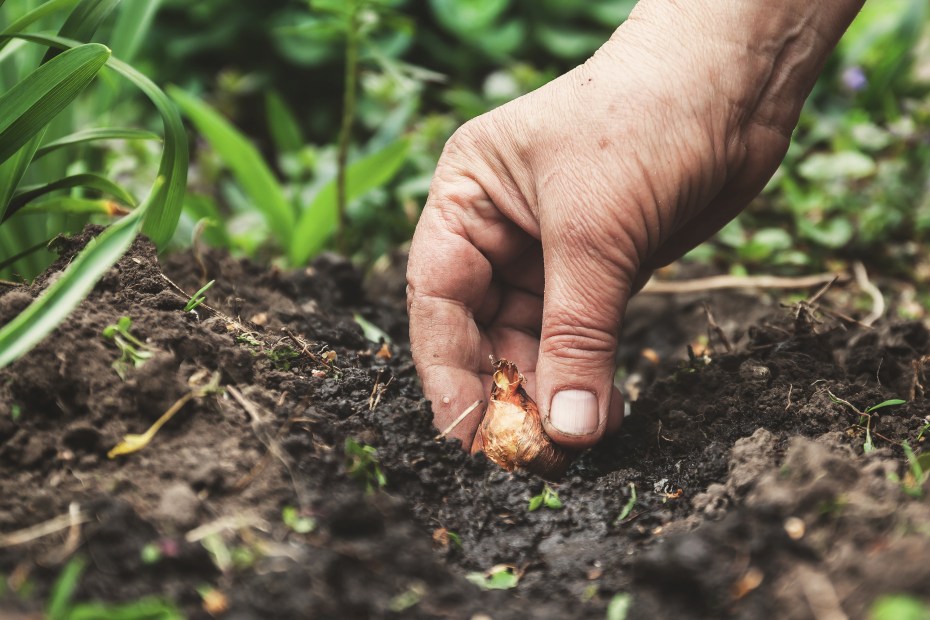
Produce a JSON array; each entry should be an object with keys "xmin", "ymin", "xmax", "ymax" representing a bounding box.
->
[{"xmin": 3, "ymin": 226, "xmax": 930, "ymax": 619}]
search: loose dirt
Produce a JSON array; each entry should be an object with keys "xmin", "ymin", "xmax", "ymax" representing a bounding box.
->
[{"xmin": 2, "ymin": 227, "xmax": 930, "ymax": 619}]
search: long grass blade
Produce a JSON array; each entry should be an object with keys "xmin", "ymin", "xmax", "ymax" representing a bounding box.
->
[
  {"xmin": 290, "ymin": 138, "xmax": 409, "ymax": 265},
  {"xmin": 35, "ymin": 127, "xmax": 160, "ymax": 158},
  {"xmin": 14, "ymin": 33, "xmax": 188, "ymax": 247},
  {"xmin": 44, "ymin": 0, "xmax": 120, "ymax": 61},
  {"xmin": 169, "ymin": 86, "xmax": 295, "ymax": 248},
  {"xmin": 7, "ymin": 172, "xmax": 135, "ymax": 219},
  {"xmin": 0, "ymin": 0, "xmax": 79, "ymax": 54},
  {"xmin": 109, "ymin": 0, "xmax": 159, "ymax": 63},
  {"xmin": 0, "ymin": 178, "xmax": 160, "ymax": 369},
  {"xmin": 0, "ymin": 42, "xmax": 109, "ymax": 168},
  {"xmin": 265, "ymin": 90, "xmax": 303, "ymax": 154}
]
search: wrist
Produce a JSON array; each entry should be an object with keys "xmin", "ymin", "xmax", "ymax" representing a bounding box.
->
[{"xmin": 610, "ymin": 0, "xmax": 865, "ymax": 138}]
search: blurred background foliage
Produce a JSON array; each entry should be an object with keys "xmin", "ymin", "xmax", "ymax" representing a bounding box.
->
[{"xmin": 2, "ymin": 0, "xmax": 930, "ymax": 289}]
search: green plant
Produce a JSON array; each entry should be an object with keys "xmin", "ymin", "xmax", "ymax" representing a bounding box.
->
[
  {"xmin": 102, "ymin": 315, "xmax": 152, "ymax": 378},
  {"xmin": 869, "ymin": 594, "xmax": 930, "ymax": 620},
  {"xmin": 183, "ymin": 278, "xmax": 215, "ymax": 312},
  {"xmin": 47, "ymin": 556, "xmax": 182, "ymax": 620},
  {"xmin": 614, "ymin": 483, "xmax": 637, "ymax": 525},
  {"xmin": 345, "ymin": 436, "xmax": 387, "ymax": 492},
  {"xmin": 0, "ymin": 0, "xmax": 187, "ymax": 370},
  {"xmin": 606, "ymin": 593, "xmax": 632, "ymax": 620},
  {"xmin": 465, "ymin": 564, "xmax": 520, "ymax": 590},
  {"xmin": 267, "ymin": 345, "xmax": 300, "ymax": 371},
  {"xmin": 825, "ymin": 390, "xmax": 906, "ymax": 453},
  {"xmin": 528, "ymin": 483, "xmax": 563, "ymax": 511}
]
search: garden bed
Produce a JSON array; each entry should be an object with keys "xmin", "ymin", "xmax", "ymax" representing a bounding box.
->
[{"xmin": 2, "ymin": 228, "xmax": 930, "ymax": 619}]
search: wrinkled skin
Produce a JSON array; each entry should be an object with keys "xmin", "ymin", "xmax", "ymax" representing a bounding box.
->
[{"xmin": 407, "ymin": 0, "xmax": 865, "ymax": 452}]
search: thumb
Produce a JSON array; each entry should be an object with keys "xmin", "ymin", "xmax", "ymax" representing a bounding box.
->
[{"xmin": 537, "ymin": 223, "xmax": 635, "ymax": 449}]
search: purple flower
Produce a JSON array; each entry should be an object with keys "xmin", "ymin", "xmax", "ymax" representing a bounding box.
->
[{"xmin": 842, "ymin": 66, "xmax": 868, "ymax": 92}]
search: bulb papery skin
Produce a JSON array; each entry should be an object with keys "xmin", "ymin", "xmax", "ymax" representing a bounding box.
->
[{"xmin": 471, "ymin": 359, "xmax": 572, "ymax": 479}]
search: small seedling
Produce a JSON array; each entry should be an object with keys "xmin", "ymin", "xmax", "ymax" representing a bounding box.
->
[
  {"xmin": 614, "ymin": 483, "xmax": 637, "ymax": 525},
  {"xmin": 282, "ymin": 506, "xmax": 316, "ymax": 534},
  {"xmin": 345, "ymin": 437, "xmax": 387, "ymax": 492},
  {"xmin": 825, "ymin": 390, "xmax": 906, "ymax": 454},
  {"xmin": 184, "ymin": 279, "xmax": 215, "ymax": 312},
  {"xmin": 465, "ymin": 564, "xmax": 520, "ymax": 590},
  {"xmin": 11, "ymin": 404, "xmax": 21, "ymax": 421},
  {"xmin": 528, "ymin": 483, "xmax": 563, "ymax": 511},
  {"xmin": 47, "ymin": 556, "xmax": 182, "ymax": 620},
  {"xmin": 102, "ymin": 316, "xmax": 153, "ymax": 379},
  {"xmin": 607, "ymin": 593, "xmax": 632, "ymax": 620},
  {"xmin": 267, "ymin": 345, "xmax": 300, "ymax": 371}
]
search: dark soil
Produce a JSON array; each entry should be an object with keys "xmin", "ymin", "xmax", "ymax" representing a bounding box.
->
[{"xmin": 3, "ymin": 227, "xmax": 930, "ymax": 619}]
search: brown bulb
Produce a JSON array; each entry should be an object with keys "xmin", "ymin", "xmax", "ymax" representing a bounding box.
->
[{"xmin": 471, "ymin": 358, "xmax": 572, "ymax": 479}]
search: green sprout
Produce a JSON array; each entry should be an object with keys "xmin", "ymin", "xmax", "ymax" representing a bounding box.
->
[
  {"xmin": 614, "ymin": 483, "xmax": 638, "ymax": 525},
  {"xmin": 345, "ymin": 437, "xmax": 387, "ymax": 492},
  {"xmin": 528, "ymin": 483, "xmax": 563, "ymax": 511},
  {"xmin": 825, "ymin": 390, "xmax": 906, "ymax": 454},
  {"xmin": 282, "ymin": 506, "xmax": 316, "ymax": 534},
  {"xmin": 102, "ymin": 316, "xmax": 153, "ymax": 379},
  {"xmin": 184, "ymin": 279, "xmax": 215, "ymax": 312},
  {"xmin": 899, "ymin": 441, "xmax": 930, "ymax": 498},
  {"xmin": 47, "ymin": 556, "xmax": 182, "ymax": 620},
  {"xmin": 267, "ymin": 345, "xmax": 300, "ymax": 371},
  {"xmin": 465, "ymin": 564, "xmax": 520, "ymax": 590}
]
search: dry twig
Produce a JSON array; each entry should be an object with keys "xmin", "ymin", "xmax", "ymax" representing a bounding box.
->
[
  {"xmin": 852, "ymin": 261, "xmax": 885, "ymax": 327},
  {"xmin": 434, "ymin": 400, "xmax": 484, "ymax": 441},
  {"xmin": 702, "ymin": 302, "xmax": 732, "ymax": 353},
  {"xmin": 641, "ymin": 272, "xmax": 843, "ymax": 295},
  {"xmin": 0, "ymin": 507, "xmax": 90, "ymax": 548}
]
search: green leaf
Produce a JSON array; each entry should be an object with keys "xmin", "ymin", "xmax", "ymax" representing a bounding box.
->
[
  {"xmin": 797, "ymin": 217, "xmax": 855, "ymax": 249},
  {"xmin": 35, "ymin": 127, "xmax": 161, "ymax": 159},
  {"xmin": 528, "ymin": 495, "xmax": 543, "ymax": 511},
  {"xmin": 429, "ymin": 0, "xmax": 509, "ymax": 34},
  {"xmin": 290, "ymin": 138, "xmax": 409, "ymax": 265},
  {"xmin": 798, "ymin": 151, "xmax": 877, "ymax": 181},
  {"xmin": 465, "ymin": 565, "xmax": 519, "ymax": 590},
  {"xmin": 544, "ymin": 494, "xmax": 563, "ymax": 509},
  {"xmin": 67, "ymin": 598, "xmax": 184, "ymax": 620},
  {"xmin": 865, "ymin": 398, "xmax": 906, "ymax": 413},
  {"xmin": 353, "ymin": 312, "xmax": 392, "ymax": 344},
  {"xmin": 169, "ymin": 86, "xmax": 294, "ymax": 248},
  {"xmin": 606, "ymin": 593, "xmax": 632, "ymax": 620},
  {"xmin": 7, "ymin": 173, "xmax": 135, "ymax": 219},
  {"xmin": 109, "ymin": 0, "xmax": 160, "ymax": 63},
  {"xmin": 0, "ymin": 178, "xmax": 158, "ymax": 369},
  {"xmin": 10, "ymin": 197, "xmax": 128, "ymax": 219},
  {"xmin": 614, "ymin": 483, "xmax": 637, "ymax": 524},
  {"xmin": 47, "ymin": 556, "xmax": 85, "ymax": 620},
  {"xmin": 0, "ymin": 0, "xmax": 80, "ymax": 54},
  {"xmin": 265, "ymin": 90, "xmax": 304, "ymax": 154},
  {"xmin": 47, "ymin": 0, "xmax": 121, "ymax": 57},
  {"xmin": 12, "ymin": 33, "xmax": 189, "ymax": 248},
  {"xmin": 868, "ymin": 594, "xmax": 930, "ymax": 620},
  {"xmin": 535, "ymin": 24, "xmax": 605, "ymax": 59},
  {"xmin": 0, "ymin": 43, "xmax": 110, "ymax": 168}
]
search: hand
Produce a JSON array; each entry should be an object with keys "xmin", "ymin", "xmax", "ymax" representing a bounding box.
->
[{"xmin": 407, "ymin": 0, "xmax": 863, "ymax": 451}]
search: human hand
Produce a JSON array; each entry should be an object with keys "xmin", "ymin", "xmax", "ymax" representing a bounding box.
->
[{"xmin": 407, "ymin": 0, "xmax": 863, "ymax": 451}]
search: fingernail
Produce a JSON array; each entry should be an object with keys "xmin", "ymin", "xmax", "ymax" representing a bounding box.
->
[{"xmin": 549, "ymin": 390, "xmax": 599, "ymax": 435}]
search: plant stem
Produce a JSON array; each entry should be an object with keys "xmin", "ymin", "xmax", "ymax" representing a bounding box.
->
[{"xmin": 335, "ymin": 2, "xmax": 360, "ymax": 255}]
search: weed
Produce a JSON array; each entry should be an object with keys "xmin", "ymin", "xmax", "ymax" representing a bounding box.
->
[
  {"xmin": 102, "ymin": 316, "xmax": 153, "ymax": 379},
  {"xmin": 900, "ymin": 441, "xmax": 930, "ymax": 498},
  {"xmin": 345, "ymin": 437, "xmax": 387, "ymax": 492},
  {"xmin": 47, "ymin": 556, "xmax": 182, "ymax": 620},
  {"xmin": 184, "ymin": 279, "xmax": 215, "ymax": 312},
  {"xmin": 282, "ymin": 506, "xmax": 316, "ymax": 534},
  {"xmin": 528, "ymin": 483, "xmax": 563, "ymax": 511},
  {"xmin": 614, "ymin": 483, "xmax": 637, "ymax": 525},
  {"xmin": 825, "ymin": 390, "xmax": 906, "ymax": 454},
  {"xmin": 267, "ymin": 345, "xmax": 300, "ymax": 371}
]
